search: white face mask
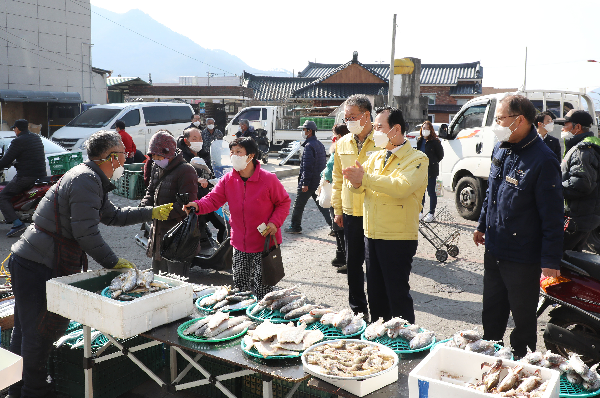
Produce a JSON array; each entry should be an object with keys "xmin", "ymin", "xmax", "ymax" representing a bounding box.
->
[
  {"xmin": 189, "ymin": 142, "xmax": 203, "ymax": 152},
  {"xmin": 112, "ymin": 163, "xmax": 124, "ymax": 180},
  {"xmin": 301, "ymin": 131, "xmax": 308, "ymax": 140},
  {"xmin": 346, "ymin": 120, "xmax": 362, "ymax": 135},
  {"xmin": 231, "ymin": 154, "xmax": 250, "ymax": 171},
  {"xmin": 561, "ymin": 130, "xmax": 574, "ymax": 140},
  {"xmin": 422, "ymin": 129, "xmax": 431, "ymax": 137},
  {"xmin": 193, "ymin": 121, "xmax": 200, "ymax": 127},
  {"xmin": 544, "ymin": 122, "xmax": 554, "ymax": 132},
  {"xmin": 373, "ymin": 130, "xmax": 390, "ymax": 148},
  {"xmin": 207, "ymin": 124, "xmax": 215, "ymax": 130},
  {"xmin": 491, "ymin": 116, "xmax": 520, "ymax": 142}
]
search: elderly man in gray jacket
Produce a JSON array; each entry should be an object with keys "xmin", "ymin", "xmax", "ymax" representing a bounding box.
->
[{"xmin": 6, "ymin": 130, "xmax": 173, "ymax": 398}]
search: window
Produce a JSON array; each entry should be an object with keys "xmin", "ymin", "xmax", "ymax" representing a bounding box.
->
[
  {"xmin": 422, "ymin": 94, "xmax": 435, "ymax": 105},
  {"xmin": 449, "ymin": 114, "xmax": 455, "ymax": 123},
  {"xmin": 231, "ymin": 108, "xmax": 261, "ymax": 125},
  {"xmin": 428, "ymin": 114, "xmax": 435, "ymax": 123},
  {"xmin": 531, "ymin": 100, "xmax": 574, "ymax": 118},
  {"xmin": 456, "ymin": 99, "xmax": 468, "ymax": 106},
  {"xmin": 262, "ymin": 108, "xmax": 267, "ymax": 120},
  {"xmin": 170, "ymin": 106, "xmax": 193, "ymax": 124},
  {"xmin": 450, "ymin": 104, "xmax": 487, "ymax": 137},
  {"xmin": 111, "ymin": 109, "xmax": 140, "ymax": 128},
  {"xmin": 142, "ymin": 106, "xmax": 172, "ymax": 126},
  {"xmin": 67, "ymin": 108, "xmax": 121, "ymax": 128}
]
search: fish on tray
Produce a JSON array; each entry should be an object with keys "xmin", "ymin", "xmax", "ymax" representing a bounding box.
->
[
  {"xmin": 244, "ymin": 320, "xmax": 324, "ymax": 358},
  {"xmin": 182, "ymin": 312, "xmax": 251, "ymax": 340}
]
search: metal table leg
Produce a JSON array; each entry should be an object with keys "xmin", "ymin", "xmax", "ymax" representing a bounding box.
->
[
  {"xmin": 83, "ymin": 325, "xmax": 93, "ymax": 398},
  {"xmin": 262, "ymin": 375, "xmax": 273, "ymax": 398}
]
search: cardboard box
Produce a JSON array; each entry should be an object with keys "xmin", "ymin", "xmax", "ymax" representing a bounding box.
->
[
  {"xmin": 408, "ymin": 345, "xmax": 560, "ymax": 398},
  {"xmin": 46, "ymin": 269, "xmax": 193, "ymax": 339},
  {"xmin": 0, "ymin": 347, "xmax": 22, "ymax": 390},
  {"xmin": 302, "ymin": 339, "xmax": 399, "ymax": 397}
]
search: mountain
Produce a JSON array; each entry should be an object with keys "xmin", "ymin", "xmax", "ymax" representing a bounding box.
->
[{"xmin": 91, "ymin": 6, "xmax": 290, "ymax": 82}]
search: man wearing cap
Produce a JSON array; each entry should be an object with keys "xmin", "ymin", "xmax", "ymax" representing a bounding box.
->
[
  {"xmin": 0, "ymin": 119, "xmax": 47, "ymax": 237},
  {"xmin": 557, "ymin": 110, "xmax": 600, "ymax": 251},
  {"xmin": 285, "ymin": 120, "xmax": 331, "ymax": 234}
]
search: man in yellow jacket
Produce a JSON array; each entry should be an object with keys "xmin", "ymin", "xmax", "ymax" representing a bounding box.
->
[
  {"xmin": 332, "ymin": 95, "xmax": 378, "ymax": 320},
  {"xmin": 343, "ymin": 107, "xmax": 428, "ymax": 323}
]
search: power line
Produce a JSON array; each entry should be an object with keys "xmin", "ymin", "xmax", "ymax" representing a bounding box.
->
[
  {"xmin": 67, "ymin": 0, "xmax": 236, "ymax": 76},
  {"xmin": 0, "ymin": 36, "xmax": 85, "ymax": 72}
]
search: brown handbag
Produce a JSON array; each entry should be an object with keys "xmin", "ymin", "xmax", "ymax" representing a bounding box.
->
[{"xmin": 261, "ymin": 235, "xmax": 285, "ymax": 286}]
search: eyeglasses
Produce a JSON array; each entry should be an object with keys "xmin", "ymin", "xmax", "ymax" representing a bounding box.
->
[
  {"xmin": 343, "ymin": 112, "xmax": 364, "ymax": 123},
  {"xmin": 494, "ymin": 115, "xmax": 520, "ymax": 124}
]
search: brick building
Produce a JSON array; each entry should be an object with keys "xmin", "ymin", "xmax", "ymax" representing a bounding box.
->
[{"xmin": 243, "ymin": 55, "xmax": 483, "ymax": 123}]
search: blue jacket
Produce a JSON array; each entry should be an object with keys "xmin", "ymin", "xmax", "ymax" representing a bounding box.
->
[
  {"xmin": 299, "ymin": 135, "xmax": 327, "ymax": 191},
  {"xmin": 477, "ymin": 127, "xmax": 563, "ymax": 269}
]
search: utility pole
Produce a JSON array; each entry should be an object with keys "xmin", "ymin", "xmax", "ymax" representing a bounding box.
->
[
  {"xmin": 523, "ymin": 47, "xmax": 528, "ymax": 91},
  {"xmin": 388, "ymin": 14, "xmax": 397, "ymax": 107},
  {"xmin": 89, "ymin": 44, "xmax": 93, "ymax": 103}
]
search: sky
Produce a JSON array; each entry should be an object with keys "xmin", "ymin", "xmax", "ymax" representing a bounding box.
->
[{"xmin": 90, "ymin": 0, "xmax": 600, "ymax": 92}]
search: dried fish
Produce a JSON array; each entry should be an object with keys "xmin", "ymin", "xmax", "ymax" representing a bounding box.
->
[
  {"xmin": 342, "ymin": 315, "xmax": 363, "ymax": 335},
  {"xmin": 409, "ymin": 331, "xmax": 435, "ymax": 350},
  {"xmin": 279, "ymin": 296, "xmax": 307, "ymax": 314},
  {"xmin": 363, "ymin": 318, "xmax": 385, "ymax": 340},
  {"xmin": 298, "ymin": 314, "xmax": 319, "ymax": 324},
  {"xmin": 183, "ymin": 317, "xmax": 211, "ymax": 335},
  {"xmin": 270, "ymin": 294, "xmax": 301, "ymax": 311},
  {"xmin": 204, "ymin": 317, "xmax": 247, "ymax": 338},
  {"xmin": 285, "ymin": 304, "xmax": 319, "ymax": 320},
  {"xmin": 260, "ymin": 285, "xmax": 300, "ymax": 303},
  {"xmin": 207, "ymin": 311, "xmax": 230, "ymax": 329},
  {"xmin": 220, "ymin": 298, "xmax": 256, "ymax": 312}
]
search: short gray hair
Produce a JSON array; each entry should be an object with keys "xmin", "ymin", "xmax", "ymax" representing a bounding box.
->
[
  {"xmin": 345, "ymin": 94, "xmax": 372, "ymax": 114},
  {"xmin": 85, "ymin": 130, "xmax": 123, "ymax": 159},
  {"xmin": 183, "ymin": 127, "xmax": 200, "ymax": 139},
  {"xmin": 206, "ymin": 118, "xmax": 215, "ymax": 123},
  {"xmin": 239, "ymin": 119, "xmax": 249, "ymax": 127}
]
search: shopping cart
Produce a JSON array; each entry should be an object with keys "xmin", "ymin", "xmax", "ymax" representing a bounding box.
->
[{"xmin": 419, "ymin": 207, "xmax": 460, "ymax": 262}]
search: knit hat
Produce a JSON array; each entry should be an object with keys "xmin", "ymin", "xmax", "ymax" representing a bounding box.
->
[{"xmin": 148, "ymin": 131, "xmax": 176, "ymax": 159}]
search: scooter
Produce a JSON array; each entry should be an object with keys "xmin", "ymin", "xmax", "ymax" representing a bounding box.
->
[
  {"xmin": 537, "ymin": 250, "xmax": 600, "ymax": 363},
  {"xmin": 135, "ymin": 140, "xmax": 234, "ymax": 271},
  {"xmin": 0, "ymin": 170, "xmax": 56, "ymax": 223}
]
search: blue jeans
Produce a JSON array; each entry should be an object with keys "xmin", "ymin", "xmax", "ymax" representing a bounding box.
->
[
  {"xmin": 8, "ymin": 254, "xmax": 69, "ymax": 397},
  {"xmin": 421, "ymin": 176, "xmax": 438, "ymax": 214}
]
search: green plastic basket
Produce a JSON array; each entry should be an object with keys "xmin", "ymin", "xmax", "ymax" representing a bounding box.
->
[
  {"xmin": 48, "ymin": 152, "xmax": 83, "ymax": 175},
  {"xmin": 360, "ymin": 330, "xmax": 435, "ymax": 354},
  {"xmin": 240, "ymin": 338, "xmax": 302, "ymax": 359},
  {"xmin": 195, "ymin": 293, "xmax": 256, "ymax": 314},
  {"xmin": 177, "ymin": 317, "xmax": 248, "ymax": 343},
  {"xmin": 246, "ymin": 303, "xmax": 300, "ymax": 323},
  {"xmin": 559, "ymin": 374, "xmax": 600, "ymax": 397},
  {"xmin": 1, "ymin": 327, "xmax": 12, "ymax": 349},
  {"xmin": 305, "ymin": 320, "xmax": 366, "ymax": 339},
  {"xmin": 64, "ymin": 321, "xmax": 82, "ymax": 334},
  {"xmin": 112, "ymin": 170, "xmax": 145, "ymax": 200}
]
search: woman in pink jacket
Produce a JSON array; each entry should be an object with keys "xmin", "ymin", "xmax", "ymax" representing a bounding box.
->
[{"xmin": 184, "ymin": 137, "xmax": 291, "ymax": 298}]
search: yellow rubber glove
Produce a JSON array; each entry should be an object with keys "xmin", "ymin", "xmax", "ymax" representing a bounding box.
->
[
  {"xmin": 152, "ymin": 203, "xmax": 173, "ymax": 221},
  {"xmin": 113, "ymin": 258, "xmax": 136, "ymax": 269}
]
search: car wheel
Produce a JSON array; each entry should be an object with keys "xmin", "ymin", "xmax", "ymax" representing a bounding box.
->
[{"xmin": 455, "ymin": 176, "xmax": 484, "ymax": 221}]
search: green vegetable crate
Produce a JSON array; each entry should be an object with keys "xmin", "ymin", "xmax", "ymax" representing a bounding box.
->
[
  {"xmin": 48, "ymin": 152, "xmax": 83, "ymax": 176},
  {"xmin": 112, "ymin": 169, "xmax": 145, "ymax": 200},
  {"xmin": 299, "ymin": 117, "xmax": 336, "ymax": 131}
]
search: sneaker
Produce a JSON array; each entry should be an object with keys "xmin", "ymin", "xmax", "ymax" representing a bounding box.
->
[
  {"xmin": 418, "ymin": 212, "xmax": 424, "ymax": 220},
  {"xmin": 284, "ymin": 226, "xmax": 302, "ymax": 234},
  {"xmin": 423, "ymin": 213, "xmax": 435, "ymax": 223},
  {"xmin": 336, "ymin": 265, "xmax": 348, "ymax": 274},
  {"xmin": 328, "ymin": 230, "xmax": 336, "ymax": 237},
  {"xmin": 7, "ymin": 223, "xmax": 26, "ymax": 237}
]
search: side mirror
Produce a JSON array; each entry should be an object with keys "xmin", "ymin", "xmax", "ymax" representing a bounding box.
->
[{"xmin": 438, "ymin": 124, "xmax": 449, "ymax": 139}]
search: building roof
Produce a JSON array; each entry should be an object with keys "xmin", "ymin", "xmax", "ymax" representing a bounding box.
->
[
  {"xmin": 107, "ymin": 77, "xmax": 150, "ymax": 87},
  {"xmin": 300, "ymin": 62, "xmax": 390, "ymax": 80},
  {"xmin": 292, "ymin": 84, "xmax": 388, "ymax": 100},
  {"xmin": 243, "ymin": 73, "xmax": 317, "ymax": 102},
  {"xmin": 0, "ymin": 90, "xmax": 82, "ymax": 103}
]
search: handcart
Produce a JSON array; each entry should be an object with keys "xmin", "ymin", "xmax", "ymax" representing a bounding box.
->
[{"xmin": 418, "ymin": 207, "xmax": 460, "ymax": 262}]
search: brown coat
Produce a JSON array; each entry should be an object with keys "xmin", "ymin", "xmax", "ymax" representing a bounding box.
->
[{"xmin": 139, "ymin": 154, "xmax": 198, "ymax": 260}]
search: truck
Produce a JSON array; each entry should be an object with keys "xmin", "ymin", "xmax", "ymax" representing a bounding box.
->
[
  {"xmin": 438, "ymin": 89, "xmax": 599, "ymax": 225},
  {"xmin": 225, "ymin": 106, "xmax": 335, "ymax": 150}
]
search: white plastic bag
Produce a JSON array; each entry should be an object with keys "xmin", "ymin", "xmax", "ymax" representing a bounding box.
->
[
  {"xmin": 317, "ymin": 180, "xmax": 332, "ymax": 208},
  {"xmin": 435, "ymin": 179, "xmax": 444, "ymax": 197}
]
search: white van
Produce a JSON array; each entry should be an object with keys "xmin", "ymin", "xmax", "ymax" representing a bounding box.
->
[
  {"xmin": 51, "ymin": 102, "xmax": 194, "ymax": 153},
  {"xmin": 438, "ymin": 90, "xmax": 598, "ymax": 221}
]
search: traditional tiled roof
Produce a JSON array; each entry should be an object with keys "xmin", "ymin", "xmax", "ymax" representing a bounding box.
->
[
  {"xmin": 243, "ymin": 72, "xmax": 317, "ymax": 101},
  {"xmin": 450, "ymin": 83, "xmax": 482, "ymax": 96},
  {"xmin": 299, "ymin": 62, "xmax": 390, "ymax": 80},
  {"xmin": 106, "ymin": 77, "xmax": 150, "ymax": 87},
  {"xmin": 291, "ymin": 84, "xmax": 388, "ymax": 100}
]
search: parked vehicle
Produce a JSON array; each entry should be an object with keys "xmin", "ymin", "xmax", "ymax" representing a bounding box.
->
[
  {"xmin": 0, "ymin": 168, "xmax": 56, "ymax": 223},
  {"xmin": 51, "ymin": 102, "xmax": 194, "ymax": 153},
  {"xmin": 225, "ymin": 106, "xmax": 333, "ymax": 151},
  {"xmin": 437, "ymin": 90, "xmax": 599, "ymax": 221},
  {"xmin": 538, "ymin": 250, "xmax": 600, "ymax": 363},
  {"xmin": 0, "ymin": 131, "xmax": 71, "ymax": 180}
]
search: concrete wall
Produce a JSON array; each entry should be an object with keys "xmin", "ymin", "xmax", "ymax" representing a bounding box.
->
[{"xmin": 0, "ymin": 0, "xmax": 106, "ymax": 104}]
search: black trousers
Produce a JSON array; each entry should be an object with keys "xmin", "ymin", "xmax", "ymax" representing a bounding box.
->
[
  {"xmin": 0, "ymin": 175, "xmax": 36, "ymax": 223},
  {"xmin": 365, "ymin": 238, "xmax": 418, "ymax": 323},
  {"xmin": 204, "ymin": 211, "xmax": 227, "ymax": 243},
  {"xmin": 8, "ymin": 254, "xmax": 68, "ymax": 398},
  {"xmin": 563, "ymin": 230, "xmax": 591, "ymax": 252},
  {"xmin": 482, "ymin": 251, "xmax": 541, "ymax": 358},
  {"xmin": 290, "ymin": 188, "xmax": 332, "ymax": 229},
  {"xmin": 343, "ymin": 214, "xmax": 368, "ymax": 315}
]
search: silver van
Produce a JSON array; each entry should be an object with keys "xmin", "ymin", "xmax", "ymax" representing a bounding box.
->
[{"xmin": 51, "ymin": 102, "xmax": 194, "ymax": 152}]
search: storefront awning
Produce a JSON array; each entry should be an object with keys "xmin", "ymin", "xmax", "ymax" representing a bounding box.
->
[{"xmin": 0, "ymin": 90, "xmax": 83, "ymax": 103}]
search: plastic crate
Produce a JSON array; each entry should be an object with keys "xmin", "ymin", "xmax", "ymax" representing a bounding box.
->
[
  {"xmin": 1, "ymin": 327, "xmax": 12, "ymax": 349},
  {"xmin": 48, "ymin": 152, "xmax": 83, "ymax": 176},
  {"xmin": 124, "ymin": 163, "xmax": 145, "ymax": 172},
  {"xmin": 175, "ymin": 351, "xmax": 241, "ymax": 397},
  {"xmin": 300, "ymin": 117, "xmax": 336, "ymax": 132},
  {"xmin": 112, "ymin": 170, "xmax": 145, "ymax": 200}
]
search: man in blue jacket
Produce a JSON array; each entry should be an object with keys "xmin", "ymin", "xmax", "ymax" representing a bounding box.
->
[
  {"xmin": 285, "ymin": 120, "xmax": 332, "ymax": 233},
  {"xmin": 473, "ymin": 95, "xmax": 563, "ymax": 358}
]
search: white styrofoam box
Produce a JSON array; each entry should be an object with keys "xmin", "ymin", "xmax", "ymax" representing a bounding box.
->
[
  {"xmin": 46, "ymin": 269, "xmax": 193, "ymax": 339},
  {"xmin": 302, "ymin": 339, "xmax": 399, "ymax": 397},
  {"xmin": 408, "ymin": 345, "xmax": 560, "ymax": 398},
  {"xmin": 0, "ymin": 347, "xmax": 23, "ymax": 390}
]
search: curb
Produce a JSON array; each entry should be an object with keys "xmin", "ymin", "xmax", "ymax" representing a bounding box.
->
[{"xmin": 274, "ymin": 167, "xmax": 299, "ymax": 179}]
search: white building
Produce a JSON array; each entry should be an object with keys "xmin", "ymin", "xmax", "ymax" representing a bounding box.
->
[{"xmin": 0, "ymin": 0, "xmax": 109, "ymax": 135}]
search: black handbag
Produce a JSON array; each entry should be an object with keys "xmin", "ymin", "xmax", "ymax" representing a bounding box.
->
[{"xmin": 261, "ymin": 235, "xmax": 284, "ymax": 286}]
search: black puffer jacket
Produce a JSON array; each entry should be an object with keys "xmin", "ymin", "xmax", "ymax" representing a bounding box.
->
[
  {"xmin": 176, "ymin": 135, "xmax": 209, "ymax": 164},
  {"xmin": 12, "ymin": 161, "xmax": 153, "ymax": 269},
  {"xmin": 416, "ymin": 137, "xmax": 444, "ymax": 178},
  {"xmin": 562, "ymin": 132, "xmax": 600, "ymax": 231},
  {"xmin": 139, "ymin": 154, "xmax": 198, "ymax": 260},
  {"xmin": 0, "ymin": 130, "xmax": 46, "ymax": 177},
  {"xmin": 299, "ymin": 135, "xmax": 327, "ymax": 191}
]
